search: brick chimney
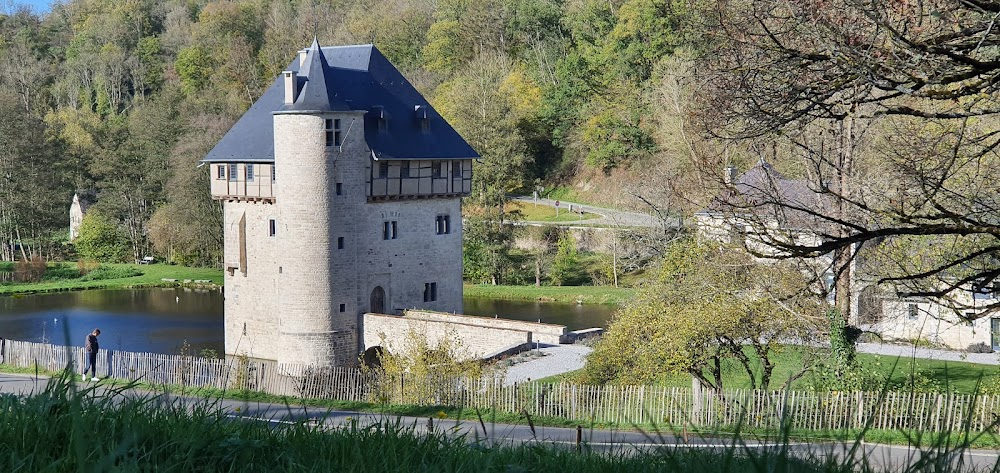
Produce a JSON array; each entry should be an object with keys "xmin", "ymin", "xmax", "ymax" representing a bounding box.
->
[{"xmin": 283, "ymin": 71, "xmax": 297, "ymax": 105}]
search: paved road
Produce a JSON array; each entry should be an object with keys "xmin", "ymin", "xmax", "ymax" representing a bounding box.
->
[
  {"xmin": 511, "ymin": 195, "xmax": 677, "ymax": 229},
  {"xmin": 3, "ymin": 372, "xmax": 999, "ymax": 470},
  {"xmin": 857, "ymin": 341, "xmax": 1000, "ymax": 365}
]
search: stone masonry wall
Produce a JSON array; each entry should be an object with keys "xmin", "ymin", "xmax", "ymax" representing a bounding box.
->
[
  {"xmin": 363, "ymin": 313, "xmax": 532, "ymax": 360},
  {"xmin": 223, "ymin": 201, "xmax": 278, "ymax": 360},
  {"xmin": 403, "ymin": 310, "xmax": 567, "ymax": 345}
]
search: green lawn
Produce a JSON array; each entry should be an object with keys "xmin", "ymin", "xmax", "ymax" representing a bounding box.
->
[
  {"xmin": 464, "ymin": 283, "xmax": 632, "ymax": 305},
  {"xmin": 0, "ymin": 263, "xmax": 223, "ymax": 295},
  {"xmin": 595, "ymin": 348, "xmax": 1000, "ymax": 395}
]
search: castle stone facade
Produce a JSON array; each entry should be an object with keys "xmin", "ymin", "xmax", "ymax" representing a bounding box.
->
[{"xmin": 202, "ymin": 41, "xmax": 476, "ymax": 366}]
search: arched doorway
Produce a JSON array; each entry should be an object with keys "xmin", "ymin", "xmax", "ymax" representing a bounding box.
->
[
  {"xmin": 361, "ymin": 346, "xmax": 385, "ymax": 369},
  {"xmin": 370, "ymin": 286, "xmax": 385, "ymax": 314}
]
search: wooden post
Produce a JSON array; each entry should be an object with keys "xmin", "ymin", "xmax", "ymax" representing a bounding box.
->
[{"xmin": 691, "ymin": 377, "xmax": 703, "ymax": 427}]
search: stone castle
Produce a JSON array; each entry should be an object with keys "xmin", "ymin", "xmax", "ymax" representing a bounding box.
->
[{"xmin": 202, "ymin": 40, "xmax": 477, "ymax": 366}]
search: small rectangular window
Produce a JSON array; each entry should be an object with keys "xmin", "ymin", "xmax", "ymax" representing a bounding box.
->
[
  {"xmin": 246, "ymin": 164, "xmax": 254, "ymax": 181},
  {"xmin": 452, "ymin": 161, "xmax": 463, "ymax": 178},
  {"xmin": 382, "ymin": 221, "xmax": 397, "ymax": 240},
  {"xmin": 432, "ymin": 161, "xmax": 442, "ymax": 178},
  {"xmin": 965, "ymin": 312, "xmax": 976, "ymax": 327},
  {"xmin": 378, "ymin": 162, "xmax": 389, "ymax": 178},
  {"xmin": 229, "ymin": 164, "xmax": 238, "ymax": 181},
  {"xmin": 401, "ymin": 161, "xmax": 411, "ymax": 178},
  {"xmin": 907, "ymin": 303, "xmax": 918, "ymax": 320},
  {"xmin": 325, "ymin": 118, "xmax": 342, "ymax": 147},
  {"xmin": 271, "ymin": 165, "xmax": 276, "ymax": 182},
  {"xmin": 391, "ymin": 221, "xmax": 398, "ymax": 239},
  {"xmin": 337, "ymin": 236, "xmax": 344, "ymax": 249},
  {"xmin": 339, "ymin": 303, "xmax": 346, "ymax": 312},
  {"xmin": 217, "ymin": 165, "xmax": 226, "ymax": 179},
  {"xmin": 435, "ymin": 215, "xmax": 451, "ymax": 235},
  {"xmin": 336, "ymin": 182, "xmax": 343, "ymax": 195},
  {"xmin": 268, "ymin": 219, "xmax": 276, "ymax": 237},
  {"xmin": 423, "ymin": 282, "xmax": 437, "ymax": 302}
]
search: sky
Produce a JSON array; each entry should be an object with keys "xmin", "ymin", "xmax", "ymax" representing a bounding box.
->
[{"xmin": 4, "ymin": 0, "xmax": 53, "ymax": 15}]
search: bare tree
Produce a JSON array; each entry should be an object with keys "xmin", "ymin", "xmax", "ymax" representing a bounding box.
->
[{"xmin": 693, "ymin": 0, "xmax": 1000, "ymax": 315}]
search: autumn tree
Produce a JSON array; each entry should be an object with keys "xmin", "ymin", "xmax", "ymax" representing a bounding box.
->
[
  {"xmin": 582, "ymin": 238, "xmax": 823, "ymax": 390},
  {"xmin": 694, "ymin": 0, "xmax": 1000, "ymax": 315}
]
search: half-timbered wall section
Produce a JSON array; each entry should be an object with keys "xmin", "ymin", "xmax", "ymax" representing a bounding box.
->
[
  {"xmin": 368, "ymin": 159, "xmax": 471, "ymax": 200},
  {"xmin": 210, "ymin": 163, "xmax": 275, "ymax": 201}
]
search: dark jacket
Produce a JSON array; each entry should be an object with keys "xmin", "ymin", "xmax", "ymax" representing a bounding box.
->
[{"xmin": 85, "ymin": 334, "xmax": 99, "ymax": 353}]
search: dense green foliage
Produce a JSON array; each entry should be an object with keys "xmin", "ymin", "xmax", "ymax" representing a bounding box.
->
[
  {"xmin": 583, "ymin": 239, "xmax": 824, "ymax": 390},
  {"xmin": 0, "ymin": 0, "xmax": 702, "ymax": 268}
]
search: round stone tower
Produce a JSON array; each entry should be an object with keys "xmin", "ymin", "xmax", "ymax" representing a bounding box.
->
[{"xmin": 271, "ymin": 41, "xmax": 357, "ymax": 367}]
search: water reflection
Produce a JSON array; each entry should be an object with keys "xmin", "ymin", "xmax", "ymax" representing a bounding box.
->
[
  {"xmin": 0, "ymin": 288, "xmax": 619, "ymax": 355},
  {"xmin": 462, "ymin": 298, "xmax": 617, "ymax": 331},
  {"xmin": 0, "ymin": 288, "xmax": 225, "ymax": 355}
]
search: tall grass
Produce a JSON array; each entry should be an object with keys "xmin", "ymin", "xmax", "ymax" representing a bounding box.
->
[{"xmin": 2, "ymin": 371, "xmax": 998, "ymax": 472}]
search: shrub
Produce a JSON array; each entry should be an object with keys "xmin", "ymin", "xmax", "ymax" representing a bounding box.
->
[
  {"xmin": 74, "ymin": 212, "xmax": 131, "ymax": 263},
  {"xmin": 78, "ymin": 266, "xmax": 142, "ymax": 281},
  {"xmin": 0, "ymin": 261, "xmax": 13, "ymax": 272},
  {"xmin": 42, "ymin": 263, "xmax": 82, "ymax": 281},
  {"xmin": 77, "ymin": 259, "xmax": 100, "ymax": 275},
  {"xmin": 14, "ymin": 257, "xmax": 47, "ymax": 283},
  {"xmin": 967, "ymin": 342, "xmax": 993, "ymax": 354}
]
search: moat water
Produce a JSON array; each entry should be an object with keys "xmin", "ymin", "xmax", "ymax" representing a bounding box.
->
[{"xmin": 0, "ymin": 288, "xmax": 618, "ymax": 355}]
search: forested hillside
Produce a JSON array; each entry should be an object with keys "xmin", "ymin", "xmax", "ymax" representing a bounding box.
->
[{"xmin": 0, "ymin": 0, "xmax": 703, "ymax": 266}]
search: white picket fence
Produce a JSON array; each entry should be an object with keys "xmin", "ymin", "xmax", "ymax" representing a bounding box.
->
[{"xmin": 2, "ymin": 337, "xmax": 1000, "ymax": 432}]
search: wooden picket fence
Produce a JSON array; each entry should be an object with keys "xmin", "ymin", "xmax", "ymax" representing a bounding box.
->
[{"xmin": 3, "ymin": 338, "xmax": 1000, "ymax": 432}]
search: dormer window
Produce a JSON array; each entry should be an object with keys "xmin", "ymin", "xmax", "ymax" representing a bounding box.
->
[
  {"xmin": 372, "ymin": 106, "xmax": 387, "ymax": 132},
  {"xmin": 325, "ymin": 118, "xmax": 342, "ymax": 147},
  {"xmin": 415, "ymin": 105, "xmax": 429, "ymax": 132}
]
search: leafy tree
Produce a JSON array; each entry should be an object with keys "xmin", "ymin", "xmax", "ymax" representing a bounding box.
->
[
  {"xmin": 74, "ymin": 211, "xmax": 131, "ymax": 263},
  {"xmin": 0, "ymin": 93, "xmax": 71, "ymax": 261},
  {"xmin": 175, "ymin": 46, "xmax": 215, "ymax": 95},
  {"xmin": 549, "ymin": 232, "xmax": 582, "ymax": 286},
  {"xmin": 582, "ymin": 238, "xmax": 823, "ymax": 390}
]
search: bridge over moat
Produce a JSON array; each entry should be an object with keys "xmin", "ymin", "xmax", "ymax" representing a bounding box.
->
[{"xmin": 361, "ymin": 310, "xmax": 571, "ymax": 362}]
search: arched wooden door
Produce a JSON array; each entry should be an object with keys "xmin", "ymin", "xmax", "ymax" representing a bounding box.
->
[{"xmin": 370, "ymin": 286, "xmax": 386, "ymax": 314}]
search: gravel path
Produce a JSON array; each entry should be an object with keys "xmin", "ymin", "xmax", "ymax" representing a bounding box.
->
[
  {"xmin": 857, "ymin": 342, "xmax": 1000, "ymax": 365},
  {"xmin": 503, "ymin": 344, "xmax": 593, "ymax": 386}
]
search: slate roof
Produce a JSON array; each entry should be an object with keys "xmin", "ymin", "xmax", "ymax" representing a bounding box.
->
[
  {"xmin": 203, "ymin": 41, "xmax": 479, "ymax": 163},
  {"xmin": 699, "ymin": 160, "xmax": 834, "ymax": 231}
]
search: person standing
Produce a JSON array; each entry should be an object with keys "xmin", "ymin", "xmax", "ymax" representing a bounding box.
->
[{"xmin": 83, "ymin": 328, "xmax": 101, "ymax": 381}]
